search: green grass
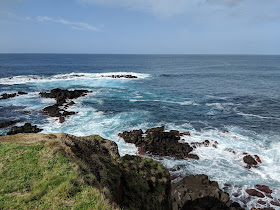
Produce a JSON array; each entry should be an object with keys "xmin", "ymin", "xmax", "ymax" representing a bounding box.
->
[{"xmin": 0, "ymin": 143, "xmax": 112, "ymax": 210}]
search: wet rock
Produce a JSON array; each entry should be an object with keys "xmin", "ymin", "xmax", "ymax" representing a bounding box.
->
[
  {"xmin": 243, "ymin": 155, "xmax": 258, "ymax": 168},
  {"xmin": 0, "ymin": 91, "xmax": 28, "ymax": 100},
  {"xmin": 270, "ymin": 201, "xmax": 280, "ymax": 207},
  {"xmin": 118, "ymin": 129, "xmax": 143, "ymax": 145},
  {"xmin": 254, "ymin": 155, "xmax": 262, "ymax": 164},
  {"xmin": 18, "ymin": 91, "xmax": 28, "ymax": 95},
  {"xmin": 42, "ymin": 104, "xmax": 61, "ymax": 117},
  {"xmin": 225, "ymin": 148, "xmax": 237, "ymax": 154},
  {"xmin": 59, "ymin": 116, "xmax": 65, "ymax": 123},
  {"xmin": 257, "ymin": 200, "xmax": 266, "ymax": 205},
  {"xmin": 40, "ymin": 88, "xmax": 90, "ymax": 123},
  {"xmin": 0, "ymin": 120, "xmax": 21, "ymax": 128},
  {"xmin": 233, "ymin": 193, "xmax": 240, "ymax": 197},
  {"xmin": 119, "ymin": 126, "xmax": 196, "ymax": 159},
  {"xmin": 0, "ymin": 93, "xmax": 17, "ymax": 99},
  {"xmin": 39, "ymin": 88, "xmax": 91, "ymax": 105},
  {"xmin": 6, "ymin": 123, "xmax": 42, "ymax": 135},
  {"xmin": 256, "ymin": 185, "xmax": 272, "ymax": 194},
  {"xmin": 171, "ymin": 174, "xmax": 243, "ymax": 210},
  {"xmin": 180, "ymin": 131, "xmax": 190, "ymax": 136},
  {"xmin": 245, "ymin": 189, "xmax": 265, "ymax": 198},
  {"xmin": 190, "ymin": 139, "xmax": 219, "ymax": 150},
  {"xmin": 186, "ymin": 154, "xmax": 199, "ymax": 160},
  {"xmin": 145, "ymin": 126, "xmax": 165, "ymax": 134}
]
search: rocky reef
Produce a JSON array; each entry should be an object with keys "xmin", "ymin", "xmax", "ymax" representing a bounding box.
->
[
  {"xmin": 0, "ymin": 132, "xmax": 243, "ymax": 210},
  {"xmin": 39, "ymin": 88, "xmax": 92, "ymax": 123},
  {"xmin": 118, "ymin": 126, "xmax": 199, "ymax": 160},
  {"xmin": 0, "ymin": 91, "xmax": 27, "ymax": 100}
]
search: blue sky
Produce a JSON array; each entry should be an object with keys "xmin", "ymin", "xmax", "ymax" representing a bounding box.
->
[{"xmin": 0, "ymin": 0, "xmax": 279, "ymax": 54}]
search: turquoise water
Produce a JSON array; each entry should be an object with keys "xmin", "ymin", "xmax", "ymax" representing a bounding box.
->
[{"xmin": 0, "ymin": 54, "xmax": 280, "ymax": 209}]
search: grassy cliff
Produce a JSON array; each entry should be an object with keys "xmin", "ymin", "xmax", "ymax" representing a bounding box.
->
[{"xmin": 0, "ymin": 133, "xmax": 171, "ymax": 210}]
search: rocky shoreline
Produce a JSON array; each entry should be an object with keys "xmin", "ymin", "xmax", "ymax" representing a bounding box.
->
[
  {"xmin": 0, "ymin": 87, "xmax": 279, "ymax": 209},
  {"xmin": 0, "ymin": 132, "xmax": 243, "ymax": 209}
]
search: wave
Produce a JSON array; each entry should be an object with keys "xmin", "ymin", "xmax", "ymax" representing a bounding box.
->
[
  {"xmin": 129, "ymin": 99, "xmax": 199, "ymax": 106},
  {"xmin": 234, "ymin": 108, "xmax": 279, "ymax": 120},
  {"xmin": 0, "ymin": 72, "xmax": 151, "ymax": 85}
]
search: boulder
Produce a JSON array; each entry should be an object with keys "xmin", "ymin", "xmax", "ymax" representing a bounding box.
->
[
  {"xmin": 6, "ymin": 123, "xmax": 42, "ymax": 135},
  {"xmin": 256, "ymin": 185, "xmax": 272, "ymax": 194},
  {"xmin": 270, "ymin": 201, "xmax": 280, "ymax": 207},
  {"xmin": 245, "ymin": 189, "xmax": 265, "ymax": 198},
  {"xmin": 243, "ymin": 155, "xmax": 258, "ymax": 168},
  {"xmin": 171, "ymin": 174, "xmax": 243, "ymax": 210}
]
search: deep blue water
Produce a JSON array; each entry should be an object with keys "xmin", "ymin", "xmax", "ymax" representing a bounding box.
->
[{"xmin": 1, "ymin": 54, "xmax": 280, "ymax": 209}]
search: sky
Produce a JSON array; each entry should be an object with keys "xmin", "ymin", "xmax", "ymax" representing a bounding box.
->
[{"xmin": 0, "ymin": 0, "xmax": 279, "ymax": 54}]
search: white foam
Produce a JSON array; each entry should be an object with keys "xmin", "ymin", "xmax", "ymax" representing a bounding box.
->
[
  {"xmin": 0, "ymin": 72, "xmax": 151, "ymax": 85},
  {"xmin": 235, "ymin": 109, "xmax": 279, "ymax": 120},
  {"xmin": 129, "ymin": 99, "xmax": 199, "ymax": 106},
  {"xmin": 148, "ymin": 125, "xmax": 280, "ymax": 209}
]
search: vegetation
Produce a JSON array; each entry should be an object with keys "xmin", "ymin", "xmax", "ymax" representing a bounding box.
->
[{"xmin": 0, "ymin": 143, "xmax": 112, "ymax": 210}]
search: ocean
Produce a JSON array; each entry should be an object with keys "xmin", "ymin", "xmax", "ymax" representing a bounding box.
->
[{"xmin": 0, "ymin": 54, "xmax": 280, "ymax": 209}]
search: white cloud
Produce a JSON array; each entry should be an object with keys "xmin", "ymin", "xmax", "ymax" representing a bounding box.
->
[{"xmin": 36, "ymin": 16, "xmax": 99, "ymax": 31}]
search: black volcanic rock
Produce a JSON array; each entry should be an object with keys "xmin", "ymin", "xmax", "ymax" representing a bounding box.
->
[
  {"xmin": 243, "ymin": 155, "xmax": 258, "ymax": 168},
  {"xmin": 0, "ymin": 91, "xmax": 28, "ymax": 100},
  {"xmin": 39, "ymin": 88, "xmax": 91, "ymax": 122},
  {"xmin": 171, "ymin": 174, "xmax": 244, "ymax": 210},
  {"xmin": 119, "ymin": 126, "xmax": 198, "ymax": 159},
  {"xmin": 6, "ymin": 123, "xmax": 42, "ymax": 135},
  {"xmin": 0, "ymin": 120, "xmax": 21, "ymax": 128},
  {"xmin": 39, "ymin": 88, "xmax": 91, "ymax": 105}
]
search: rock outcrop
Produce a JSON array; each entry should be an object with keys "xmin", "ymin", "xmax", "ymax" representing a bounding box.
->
[
  {"xmin": 0, "ymin": 91, "xmax": 27, "ymax": 100},
  {"xmin": 39, "ymin": 88, "xmax": 92, "ymax": 123},
  {"xmin": 0, "ymin": 120, "xmax": 21, "ymax": 128},
  {"xmin": 118, "ymin": 126, "xmax": 199, "ymax": 159},
  {"xmin": 243, "ymin": 155, "xmax": 261, "ymax": 168},
  {"xmin": 171, "ymin": 175, "xmax": 243, "ymax": 210},
  {"xmin": 6, "ymin": 123, "xmax": 42, "ymax": 135}
]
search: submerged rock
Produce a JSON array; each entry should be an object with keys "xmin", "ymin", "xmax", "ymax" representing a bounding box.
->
[
  {"xmin": 6, "ymin": 123, "xmax": 42, "ymax": 135},
  {"xmin": 119, "ymin": 126, "xmax": 198, "ymax": 159},
  {"xmin": 171, "ymin": 174, "xmax": 243, "ymax": 210}
]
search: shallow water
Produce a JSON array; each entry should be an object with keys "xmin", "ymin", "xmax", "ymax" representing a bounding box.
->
[{"xmin": 1, "ymin": 54, "xmax": 280, "ymax": 209}]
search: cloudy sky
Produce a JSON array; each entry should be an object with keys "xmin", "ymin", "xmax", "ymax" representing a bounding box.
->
[{"xmin": 0, "ymin": 0, "xmax": 279, "ymax": 54}]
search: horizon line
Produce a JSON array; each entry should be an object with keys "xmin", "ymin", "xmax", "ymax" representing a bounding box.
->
[{"xmin": 0, "ymin": 53, "xmax": 279, "ymax": 56}]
